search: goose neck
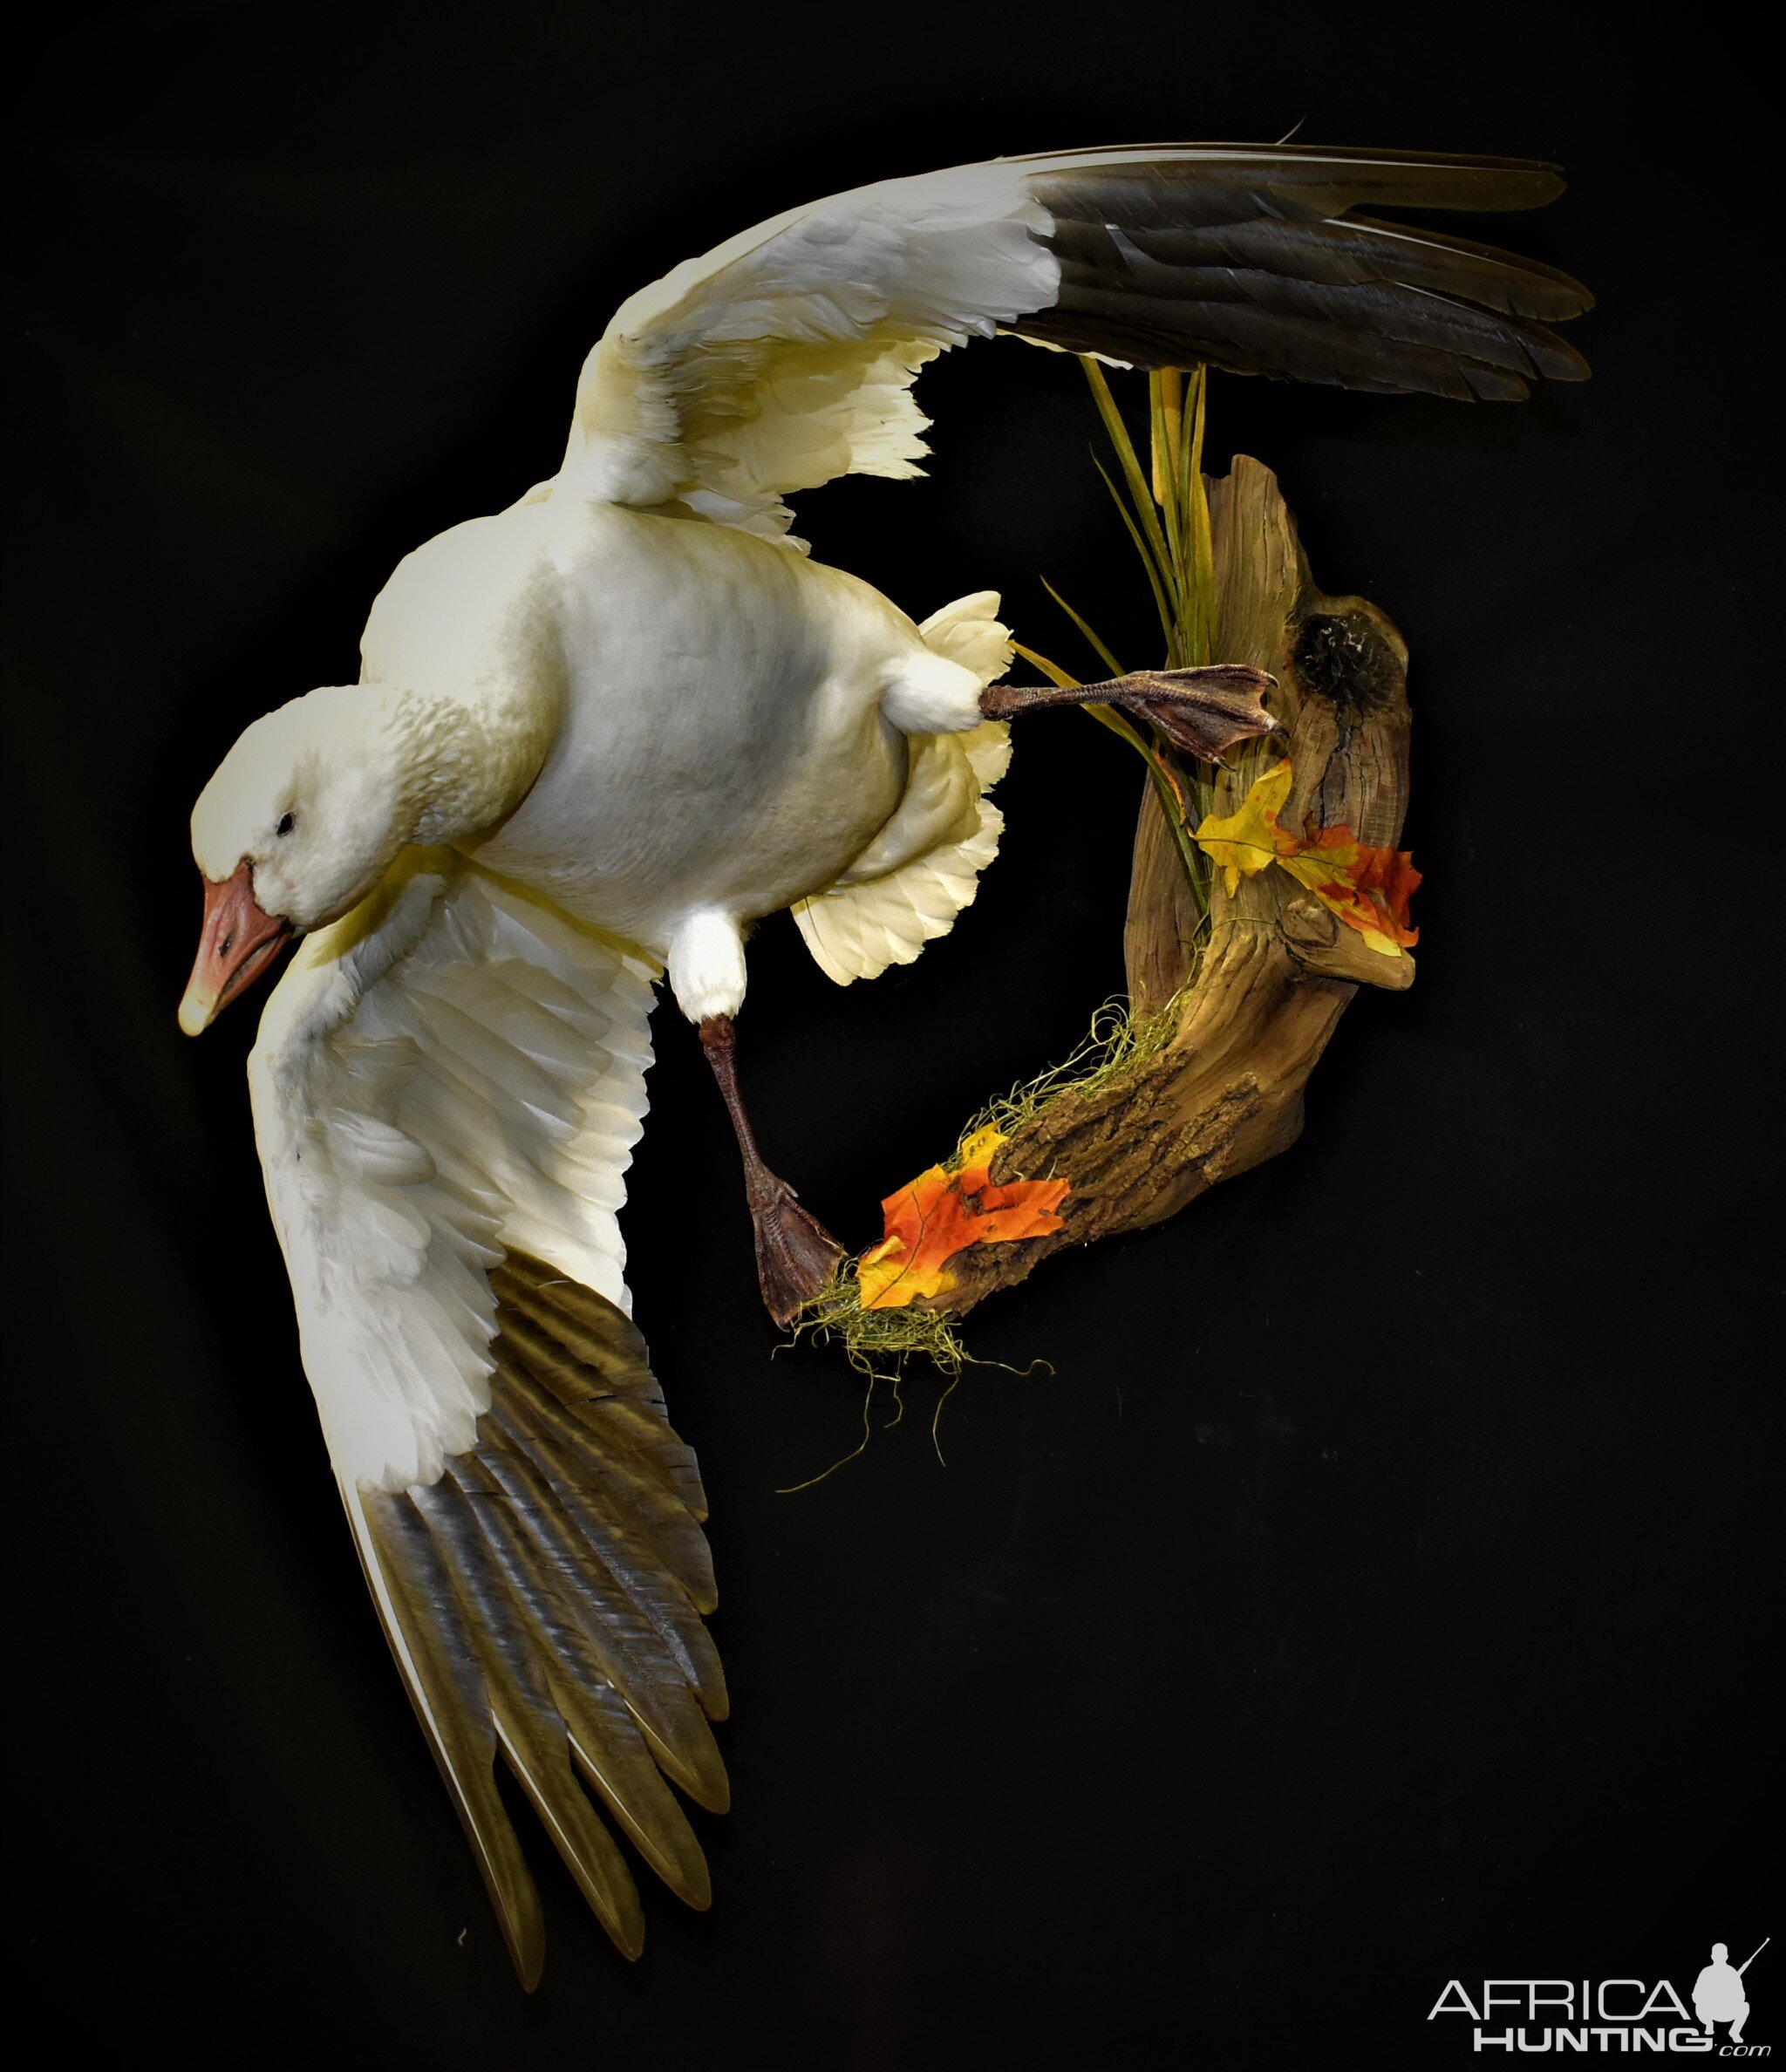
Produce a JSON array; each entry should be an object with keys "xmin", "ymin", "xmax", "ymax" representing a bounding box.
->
[{"xmin": 387, "ymin": 686, "xmax": 552, "ymax": 847}]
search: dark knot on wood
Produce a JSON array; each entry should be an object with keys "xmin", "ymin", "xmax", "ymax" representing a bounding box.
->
[{"xmin": 1292, "ymin": 610, "xmax": 1400, "ymax": 719}]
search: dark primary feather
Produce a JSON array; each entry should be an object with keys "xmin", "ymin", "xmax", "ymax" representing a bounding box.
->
[
  {"xmin": 1010, "ymin": 144, "xmax": 1592, "ymax": 400},
  {"xmin": 344, "ymin": 1252, "xmax": 725, "ymax": 1988}
]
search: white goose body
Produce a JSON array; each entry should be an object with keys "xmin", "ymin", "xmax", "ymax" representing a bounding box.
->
[
  {"xmin": 180, "ymin": 144, "xmax": 1590, "ymax": 1987},
  {"xmin": 365, "ymin": 491, "xmax": 981, "ymax": 975}
]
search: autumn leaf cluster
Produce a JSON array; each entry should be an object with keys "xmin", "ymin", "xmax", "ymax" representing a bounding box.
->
[{"xmin": 1193, "ymin": 759, "xmax": 1419, "ymax": 957}]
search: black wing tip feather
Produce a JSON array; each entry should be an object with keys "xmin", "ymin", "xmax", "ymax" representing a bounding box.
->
[
  {"xmin": 348, "ymin": 1251, "xmax": 726, "ymax": 1986},
  {"xmin": 1005, "ymin": 139, "xmax": 1568, "ymax": 205},
  {"xmin": 1012, "ymin": 142, "xmax": 1590, "ymax": 402}
]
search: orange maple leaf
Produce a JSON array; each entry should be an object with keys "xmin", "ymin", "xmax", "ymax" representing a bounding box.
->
[
  {"xmin": 1278, "ymin": 821, "xmax": 1420, "ymax": 953},
  {"xmin": 1328, "ymin": 839, "xmax": 1421, "ymax": 953},
  {"xmin": 857, "ymin": 1126, "xmax": 1071, "ymax": 1311},
  {"xmin": 1194, "ymin": 761, "xmax": 1421, "ymax": 957}
]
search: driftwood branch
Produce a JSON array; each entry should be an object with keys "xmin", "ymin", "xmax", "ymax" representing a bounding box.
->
[{"xmin": 936, "ymin": 454, "xmax": 1412, "ymax": 1318}]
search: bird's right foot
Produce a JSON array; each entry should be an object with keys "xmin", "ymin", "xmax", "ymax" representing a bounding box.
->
[{"xmin": 982, "ymin": 665, "xmax": 1276, "ymax": 762}]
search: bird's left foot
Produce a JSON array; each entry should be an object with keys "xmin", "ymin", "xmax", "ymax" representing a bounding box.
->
[
  {"xmin": 983, "ymin": 665, "xmax": 1276, "ymax": 762},
  {"xmin": 747, "ymin": 1176, "xmax": 846, "ymax": 1326},
  {"xmin": 697, "ymin": 1010, "xmax": 845, "ymax": 1324}
]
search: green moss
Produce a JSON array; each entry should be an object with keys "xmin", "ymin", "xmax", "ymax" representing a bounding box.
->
[
  {"xmin": 788, "ymin": 985, "xmax": 1184, "ymax": 1394},
  {"xmin": 788, "ymin": 1260, "xmax": 976, "ymax": 1381},
  {"xmin": 959, "ymin": 987, "xmax": 1183, "ymax": 1153}
]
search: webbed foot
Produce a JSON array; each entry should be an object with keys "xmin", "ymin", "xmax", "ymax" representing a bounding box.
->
[
  {"xmin": 983, "ymin": 665, "xmax": 1276, "ymax": 762},
  {"xmin": 746, "ymin": 1176, "xmax": 846, "ymax": 1326},
  {"xmin": 698, "ymin": 1011, "xmax": 845, "ymax": 1325}
]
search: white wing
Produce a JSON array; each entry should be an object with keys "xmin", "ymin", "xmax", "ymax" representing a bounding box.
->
[
  {"xmin": 557, "ymin": 145, "xmax": 1591, "ymax": 544},
  {"xmin": 559, "ymin": 160, "xmax": 1051, "ymax": 541},
  {"xmin": 251, "ymin": 849, "xmax": 653, "ymax": 1492},
  {"xmin": 250, "ymin": 851, "xmax": 726, "ymax": 1985}
]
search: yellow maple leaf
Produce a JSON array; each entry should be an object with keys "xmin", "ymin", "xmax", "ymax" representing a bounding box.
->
[{"xmin": 1191, "ymin": 758, "xmax": 1299, "ymax": 894}]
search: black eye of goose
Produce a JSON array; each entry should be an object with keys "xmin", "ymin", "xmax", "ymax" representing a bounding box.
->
[{"xmin": 276, "ymin": 812, "xmax": 297, "ymax": 837}]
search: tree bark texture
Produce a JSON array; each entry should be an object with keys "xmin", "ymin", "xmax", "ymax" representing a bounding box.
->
[{"xmin": 936, "ymin": 453, "xmax": 1413, "ymax": 1318}]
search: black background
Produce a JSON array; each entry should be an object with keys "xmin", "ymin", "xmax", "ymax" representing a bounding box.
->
[{"xmin": 12, "ymin": 4, "xmax": 1776, "ymax": 2065}]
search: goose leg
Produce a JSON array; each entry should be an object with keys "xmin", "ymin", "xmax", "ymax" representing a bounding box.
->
[
  {"xmin": 982, "ymin": 664, "xmax": 1276, "ymax": 763},
  {"xmin": 699, "ymin": 1014, "xmax": 845, "ymax": 1324},
  {"xmin": 668, "ymin": 910, "xmax": 842, "ymax": 1323}
]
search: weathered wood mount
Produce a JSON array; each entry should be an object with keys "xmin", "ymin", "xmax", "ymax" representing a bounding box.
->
[{"xmin": 937, "ymin": 454, "xmax": 1414, "ymax": 1318}]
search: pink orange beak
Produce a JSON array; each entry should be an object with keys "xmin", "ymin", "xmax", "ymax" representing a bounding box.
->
[{"xmin": 178, "ymin": 859, "xmax": 293, "ymax": 1035}]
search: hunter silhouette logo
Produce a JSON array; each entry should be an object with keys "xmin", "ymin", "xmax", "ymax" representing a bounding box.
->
[
  {"xmin": 1428, "ymin": 1936, "xmax": 1770, "ymax": 2054},
  {"xmin": 1696, "ymin": 1941, "xmax": 1768, "ymax": 2048}
]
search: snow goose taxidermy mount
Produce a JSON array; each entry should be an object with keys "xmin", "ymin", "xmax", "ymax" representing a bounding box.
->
[{"xmin": 180, "ymin": 144, "xmax": 1589, "ymax": 1983}]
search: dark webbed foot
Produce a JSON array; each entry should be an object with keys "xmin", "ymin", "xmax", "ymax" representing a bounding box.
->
[
  {"xmin": 746, "ymin": 1176, "xmax": 846, "ymax": 1326},
  {"xmin": 982, "ymin": 665, "xmax": 1276, "ymax": 762},
  {"xmin": 699, "ymin": 1012, "xmax": 845, "ymax": 1326}
]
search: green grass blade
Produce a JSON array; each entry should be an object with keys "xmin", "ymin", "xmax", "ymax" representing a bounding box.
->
[
  {"xmin": 1082, "ymin": 360, "xmax": 1178, "ymax": 613},
  {"xmin": 1183, "ymin": 364, "xmax": 1217, "ymax": 666},
  {"xmin": 1046, "ymin": 360, "xmax": 1224, "ymax": 930},
  {"xmin": 1040, "ymin": 578, "xmax": 1125, "ymax": 678},
  {"xmin": 1011, "ymin": 639, "xmax": 1081, "ymax": 691},
  {"xmin": 1093, "ymin": 456, "xmax": 1176, "ymax": 654},
  {"xmin": 1014, "ymin": 639, "xmax": 1196, "ymax": 881},
  {"xmin": 1013, "ymin": 642, "xmax": 1159, "ymax": 768},
  {"xmin": 1149, "ymin": 373, "xmax": 1185, "ymax": 662}
]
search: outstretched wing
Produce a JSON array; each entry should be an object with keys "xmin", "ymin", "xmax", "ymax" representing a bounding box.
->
[
  {"xmin": 250, "ymin": 851, "xmax": 725, "ymax": 1986},
  {"xmin": 561, "ymin": 142, "xmax": 1592, "ymax": 543}
]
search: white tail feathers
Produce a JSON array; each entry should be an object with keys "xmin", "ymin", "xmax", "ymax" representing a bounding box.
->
[
  {"xmin": 791, "ymin": 592, "xmax": 1012, "ymax": 985},
  {"xmin": 918, "ymin": 590, "xmax": 1015, "ymax": 686}
]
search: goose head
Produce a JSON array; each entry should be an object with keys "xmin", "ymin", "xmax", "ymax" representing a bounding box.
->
[{"xmin": 180, "ymin": 685, "xmax": 429, "ymax": 1034}]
